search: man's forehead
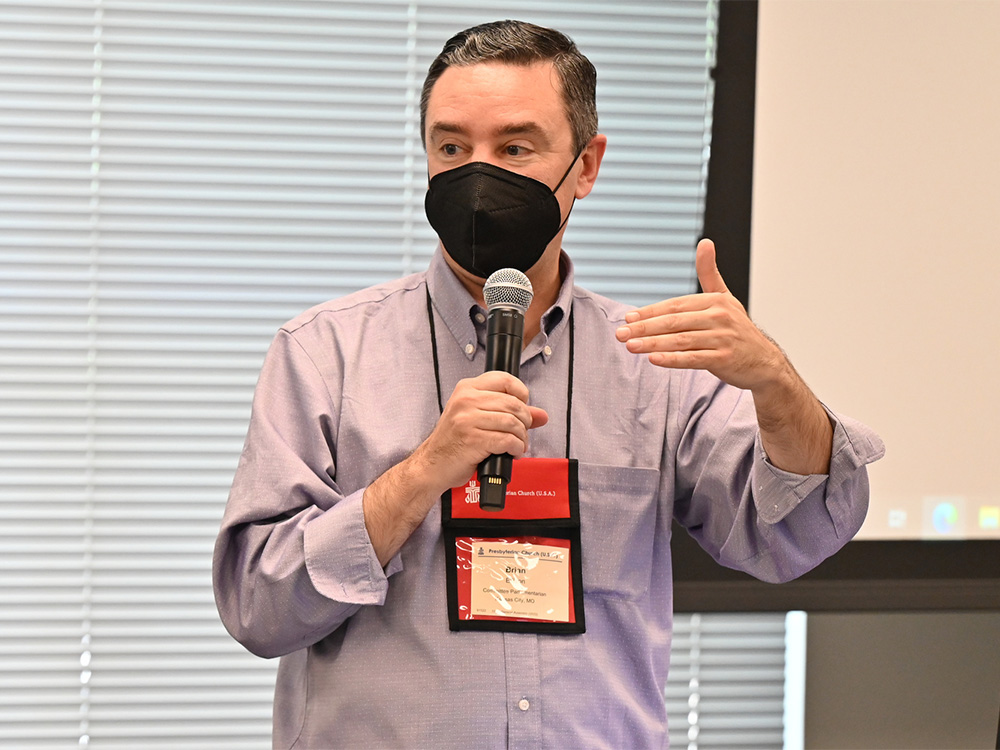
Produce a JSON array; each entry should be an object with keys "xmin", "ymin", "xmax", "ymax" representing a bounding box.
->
[
  {"xmin": 436, "ymin": 59, "xmax": 559, "ymax": 85},
  {"xmin": 429, "ymin": 61, "xmax": 562, "ymax": 104},
  {"xmin": 425, "ymin": 61, "xmax": 568, "ymax": 139}
]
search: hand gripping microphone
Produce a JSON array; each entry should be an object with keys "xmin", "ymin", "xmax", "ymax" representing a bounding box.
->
[{"xmin": 478, "ymin": 268, "xmax": 534, "ymax": 511}]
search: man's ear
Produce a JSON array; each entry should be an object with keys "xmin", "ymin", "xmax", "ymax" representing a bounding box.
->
[{"xmin": 575, "ymin": 134, "xmax": 608, "ymax": 199}]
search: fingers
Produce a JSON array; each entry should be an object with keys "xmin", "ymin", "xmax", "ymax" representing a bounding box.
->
[
  {"xmin": 616, "ymin": 239, "xmax": 732, "ymax": 331},
  {"xmin": 459, "ymin": 371, "xmax": 541, "ymax": 430},
  {"xmin": 461, "ymin": 413, "xmax": 534, "ymax": 458},
  {"xmin": 435, "ymin": 372, "xmax": 548, "ymax": 460},
  {"xmin": 474, "ymin": 369, "xmax": 532, "ymax": 405},
  {"xmin": 615, "ymin": 237, "xmax": 739, "ymax": 348},
  {"xmin": 616, "ymin": 308, "xmax": 715, "ymax": 344},
  {"xmin": 618, "ymin": 328, "xmax": 725, "ymax": 356},
  {"xmin": 613, "ymin": 238, "xmax": 773, "ymax": 385},
  {"xmin": 449, "ymin": 386, "xmax": 532, "ymax": 431},
  {"xmin": 413, "ymin": 372, "xmax": 550, "ymax": 495}
]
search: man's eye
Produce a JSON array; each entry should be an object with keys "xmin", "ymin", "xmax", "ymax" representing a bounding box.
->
[
  {"xmin": 442, "ymin": 144, "xmax": 460, "ymax": 156},
  {"xmin": 505, "ymin": 145, "xmax": 524, "ymax": 156}
]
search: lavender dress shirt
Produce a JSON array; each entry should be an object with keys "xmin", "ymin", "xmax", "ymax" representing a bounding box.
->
[{"xmin": 213, "ymin": 249, "xmax": 884, "ymax": 749}]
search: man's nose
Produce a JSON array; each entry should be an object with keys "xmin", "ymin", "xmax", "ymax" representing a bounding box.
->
[{"xmin": 468, "ymin": 145, "xmax": 501, "ymax": 167}]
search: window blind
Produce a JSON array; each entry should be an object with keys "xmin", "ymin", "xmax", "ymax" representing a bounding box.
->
[
  {"xmin": 0, "ymin": 1, "xmax": 784, "ymax": 747},
  {"xmin": 667, "ymin": 613, "xmax": 799, "ymax": 750}
]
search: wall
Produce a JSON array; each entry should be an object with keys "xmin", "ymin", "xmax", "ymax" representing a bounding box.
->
[
  {"xmin": 751, "ymin": 0, "xmax": 1000, "ymax": 541},
  {"xmin": 752, "ymin": 1, "xmax": 1000, "ymax": 747}
]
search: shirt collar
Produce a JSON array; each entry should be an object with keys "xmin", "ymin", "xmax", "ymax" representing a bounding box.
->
[{"xmin": 426, "ymin": 247, "xmax": 576, "ymax": 363}]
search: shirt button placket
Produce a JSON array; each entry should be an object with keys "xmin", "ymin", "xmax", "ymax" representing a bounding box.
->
[{"xmin": 503, "ymin": 633, "xmax": 542, "ymax": 749}]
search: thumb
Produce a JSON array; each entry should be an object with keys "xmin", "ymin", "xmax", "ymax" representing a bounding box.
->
[
  {"xmin": 696, "ymin": 238, "xmax": 729, "ymax": 295},
  {"xmin": 528, "ymin": 406, "xmax": 549, "ymax": 429}
]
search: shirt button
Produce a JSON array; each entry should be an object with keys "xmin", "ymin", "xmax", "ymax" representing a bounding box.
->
[
  {"xmin": 543, "ymin": 346, "xmax": 552, "ymax": 357},
  {"xmin": 518, "ymin": 698, "xmax": 530, "ymax": 711},
  {"xmin": 465, "ymin": 343, "xmax": 475, "ymax": 355},
  {"xmin": 475, "ymin": 312, "xmax": 486, "ymax": 324}
]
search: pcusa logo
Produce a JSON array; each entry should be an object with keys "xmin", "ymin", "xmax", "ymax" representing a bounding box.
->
[{"xmin": 465, "ymin": 480, "xmax": 480, "ymax": 505}]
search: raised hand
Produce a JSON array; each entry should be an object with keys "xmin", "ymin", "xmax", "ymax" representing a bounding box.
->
[
  {"xmin": 615, "ymin": 237, "xmax": 832, "ymax": 476},
  {"xmin": 614, "ymin": 238, "xmax": 786, "ymax": 392}
]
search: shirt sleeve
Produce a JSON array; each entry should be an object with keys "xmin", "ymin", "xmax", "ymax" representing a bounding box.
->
[
  {"xmin": 670, "ymin": 369, "xmax": 885, "ymax": 584},
  {"xmin": 212, "ymin": 328, "xmax": 403, "ymax": 659}
]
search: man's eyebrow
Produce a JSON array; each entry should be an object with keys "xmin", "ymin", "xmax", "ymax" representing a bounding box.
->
[
  {"xmin": 496, "ymin": 121, "xmax": 544, "ymax": 136},
  {"xmin": 427, "ymin": 122, "xmax": 466, "ymax": 140},
  {"xmin": 496, "ymin": 122, "xmax": 552, "ymax": 145}
]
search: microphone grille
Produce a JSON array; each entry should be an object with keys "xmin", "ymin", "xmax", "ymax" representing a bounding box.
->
[{"xmin": 483, "ymin": 268, "xmax": 534, "ymax": 313}]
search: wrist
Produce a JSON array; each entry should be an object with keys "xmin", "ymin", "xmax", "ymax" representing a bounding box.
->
[
  {"xmin": 753, "ymin": 372, "xmax": 833, "ymax": 475},
  {"xmin": 363, "ymin": 452, "xmax": 442, "ymax": 567},
  {"xmin": 750, "ymin": 359, "xmax": 801, "ymax": 432}
]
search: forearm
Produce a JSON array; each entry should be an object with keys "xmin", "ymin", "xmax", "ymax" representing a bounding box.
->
[
  {"xmin": 363, "ymin": 447, "xmax": 446, "ymax": 567},
  {"xmin": 751, "ymin": 359, "xmax": 833, "ymax": 475}
]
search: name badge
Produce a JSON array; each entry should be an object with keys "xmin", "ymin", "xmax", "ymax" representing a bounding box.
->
[{"xmin": 441, "ymin": 458, "xmax": 585, "ymax": 635}]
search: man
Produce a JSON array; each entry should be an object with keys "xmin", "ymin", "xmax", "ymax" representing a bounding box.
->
[{"xmin": 214, "ymin": 20, "xmax": 883, "ymax": 749}]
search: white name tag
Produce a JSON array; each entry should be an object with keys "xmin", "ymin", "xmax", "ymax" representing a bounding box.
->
[{"xmin": 468, "ymin": 540, "xmax": 570, "ymax": 622}]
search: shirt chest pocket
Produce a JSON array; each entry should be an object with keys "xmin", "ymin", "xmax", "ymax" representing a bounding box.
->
[{"xmin": 577, "ymin": 462, "xmax": 660, "ymax": 601}]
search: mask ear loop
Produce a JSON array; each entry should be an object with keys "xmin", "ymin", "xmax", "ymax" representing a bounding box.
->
[
  {"xmin": 552, "ymin": 144, "xmax": 586, "ymax": 193},
  {"xmin": 551, "ymin": 144, "xmax": 587, "ymax": 234}
]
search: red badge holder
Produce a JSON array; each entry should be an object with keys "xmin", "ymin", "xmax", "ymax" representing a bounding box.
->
[{"xmin": 441, "ymin": 457, "xmax": 585, "ymax": 635}]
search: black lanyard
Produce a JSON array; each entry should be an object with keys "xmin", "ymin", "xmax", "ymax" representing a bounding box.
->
[{"xmin": 425, "ymin": 287, "xmax": 574, "ymax": 459}]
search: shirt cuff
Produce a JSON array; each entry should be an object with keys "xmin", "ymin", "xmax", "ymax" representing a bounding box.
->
[
  {"xmin": 753, "ymin": 443, "xmax": 828, "ymax": 525},
  {"xmin": 753, "ymin": 405, "xmax": 885, "ymax": 529},
  {"xmin": 303, "ymin": 487, "xmax": 404, "ymax": 605}
]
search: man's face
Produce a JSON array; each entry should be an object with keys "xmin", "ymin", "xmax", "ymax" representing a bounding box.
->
[{"xmin": 424, "ymin": 61, "xmax": 584, "ymax": 262}]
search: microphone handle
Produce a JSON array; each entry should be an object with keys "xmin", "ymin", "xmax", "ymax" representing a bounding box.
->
[
  {"xmin": 478, "ymin": 307, "xmax": 523, "ymax": 510},
  {"xmin": 485, "ymin": 320, "xmax": 521, "ymax": 376}
]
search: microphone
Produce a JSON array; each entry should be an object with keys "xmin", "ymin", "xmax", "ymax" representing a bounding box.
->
[{"xmin": 478, "ymin": 268, "xmax": 534, "ymax": 511}]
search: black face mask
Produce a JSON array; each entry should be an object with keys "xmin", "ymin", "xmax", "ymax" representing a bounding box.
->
[{"xmin": 424, "ymin": 153, "xmax": 581, "ymax": 278}]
